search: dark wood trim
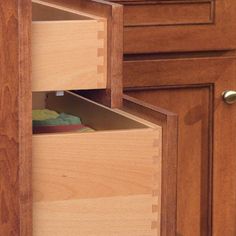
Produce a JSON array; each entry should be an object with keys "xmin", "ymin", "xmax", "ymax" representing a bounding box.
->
[{"xmin": 19, "ymin": 0, "xmax": 33, "ymax": 235}]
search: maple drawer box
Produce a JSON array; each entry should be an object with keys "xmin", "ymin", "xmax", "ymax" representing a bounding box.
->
[
  {"xmin": 32, "ymin": 91, "xmax": 162, "ymax": 236},
  {"xmin": 32, "ymin": 0, "xmax": 107, "ymax": 92}
]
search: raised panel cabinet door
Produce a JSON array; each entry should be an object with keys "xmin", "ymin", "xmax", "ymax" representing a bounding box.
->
[{"xmin": 124, "ymin": 55, "xmax": 236, "ymax": 236}]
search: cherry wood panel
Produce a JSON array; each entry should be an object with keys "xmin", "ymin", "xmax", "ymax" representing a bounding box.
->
[
  {"xmin": 122, "ymin": 95, "xmax": 178, "ymax": 236},
  {"xmin": 123, "ymin": 1, "xmax": 212, "ymax": 26},
  {"xmin": 124, "ymin": 56, "xmax": 236, "ymax": 235},
  {"xmin": 108, "ymin": 0, "xmax": 236, "ymax": 53},
  {"xmin": 0, "ymin": 0, "xmax": 32, "ymax": 235},
  {"xmin": 123, "ymin": 54, "xmax": 235, "ymax": 88},
  {"xmin": 126, "ymin": 86, "xmax": 212, "ymax": 236}
]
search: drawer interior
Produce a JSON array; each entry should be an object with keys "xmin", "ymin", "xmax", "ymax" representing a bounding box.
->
[{"xmin": 32, "ymin": 91, "xmax": 157, "ymax": 133}]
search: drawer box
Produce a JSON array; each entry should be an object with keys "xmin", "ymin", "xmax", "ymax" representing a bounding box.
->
[
  {"xmin": 32, "ymin": 0, "xmax": 107, "ymax": 92},
  {"xmin": 32, "ymin": 92, "xmax": 162, "ymax": 235}
]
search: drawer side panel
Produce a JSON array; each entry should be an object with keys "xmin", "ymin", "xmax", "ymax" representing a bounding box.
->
[{"xmin": 33, "ymin": 129, "xmax": 162, "ymax": 235}]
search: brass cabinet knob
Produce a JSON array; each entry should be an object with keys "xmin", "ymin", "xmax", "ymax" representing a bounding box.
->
[{"xmin": 222, "ymin": 90, "xmax": 236, "ymax": 104}]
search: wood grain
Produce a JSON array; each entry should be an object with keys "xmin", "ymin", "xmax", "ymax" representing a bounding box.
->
[
  {"xmin": 123, "ymin": 1, "xmax": 212, "ymax": 26},
  {"xmin": 123, "ymin": 55, "xmax": 235, "ymax": 88},
  {"xmin": 39, "ymin": 0, "xmax": 123, "ymax": 107},
  {"xmin": 126, "ymin": 86, "xmax": 212, "ymax": 236},
  {"xmin": 0, "ymin": 0, "xmax": 32, "ymax": 235},
  {"xmin": 32, "ymin": 1, "xmax": 107, "ymax": 92},
  {"xmin": 34, "ymin": 195, "xmax": 157, "ymax": 236},
  {"xmin": 120, "ymin": 0, "xmax": 236, "ymax": 53},
  {"xmin": 122, "ymin": 95, "xmax": 178, "ymax": 236},
  {"xmin": 33, "ymin": 129, "xmax": 162, "ymax": 235}
]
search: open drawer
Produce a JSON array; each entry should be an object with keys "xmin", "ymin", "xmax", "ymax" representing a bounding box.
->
[
  {"xmin": 32, "ymin": 0, "xmax": 107, "ymax": 92},
  {"xmin": 32, "ymin": 91, "xmax": 166, "ymax": 235}
]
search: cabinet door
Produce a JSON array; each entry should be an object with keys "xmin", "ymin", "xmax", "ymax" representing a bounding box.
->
[{"xmin": 124, "ymin": 55, "xmax": 236, "ymax": 236}]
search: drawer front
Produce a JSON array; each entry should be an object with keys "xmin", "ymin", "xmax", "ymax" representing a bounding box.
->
[
  {"xmin": 32, "ymin": 1, "xmax": 107, "ymax": 92},
  {"xmin": 32, "ymin": 91, "xmax": 163, "ymax": 235},
  {"xmin": 124, "ymin": 1, "xmax": 212, "ymax": 27},
  {"xmin": 123, "ymin": 54, "xmax": 235, "ymax": 88},
  {"xmin": 112, "ymin": 0, "xmax": 236, "ymax": 53}
]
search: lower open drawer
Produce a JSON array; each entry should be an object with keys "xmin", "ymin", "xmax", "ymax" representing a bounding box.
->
[{"xmin": 32, "ymin": 91, "xmax": 162, "ymax": 236}]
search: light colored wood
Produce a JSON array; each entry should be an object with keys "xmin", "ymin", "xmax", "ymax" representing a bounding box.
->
[
  {"xmin": 37, "ymin": 0, "xmax": 123, "ymax": 107},
  {"xmin": 32, "ymin": 1, "xmax": 107, "ymax": 92},
  {"xmin": 34, "ymin": 195, "xmax": 157, "ymax": 236},
  {"xmin": 123, "ymin": 55, "xmax": 235, "ymax": 88},
  {"xmin": 33, "ymin": 128, "xmax": 162, "ymax": 236}
]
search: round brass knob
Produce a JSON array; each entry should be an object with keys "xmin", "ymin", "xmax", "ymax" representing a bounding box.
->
[{"xmin": 222, "ymin": 90, "xmax": 236, "ymax": 104}]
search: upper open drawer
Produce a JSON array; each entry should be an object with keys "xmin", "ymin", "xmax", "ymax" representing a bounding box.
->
[{"xmin": 32, "ymin": 0, "xmax": 107, "ymax": 92}]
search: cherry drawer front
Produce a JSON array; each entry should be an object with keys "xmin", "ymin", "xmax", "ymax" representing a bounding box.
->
[
  {"xmin": 123, "ymin": 1, "xmax": 212, "ymax": 27},
  {"xmin": 114, "ymin": 0, "xmax": 236, "ymax": 53},
  {"xmin": 123, "ymin": 54, "xmax": 236, "ymax": 88}
]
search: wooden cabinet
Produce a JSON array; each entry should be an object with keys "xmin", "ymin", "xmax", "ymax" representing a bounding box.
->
[
  {"xmin": 1, "ymin": 0, "xmax": 235, "ymax": 235},
  {"xmin": 0, "ymin": 0, "xmax": 178, "ymax": 235}
]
